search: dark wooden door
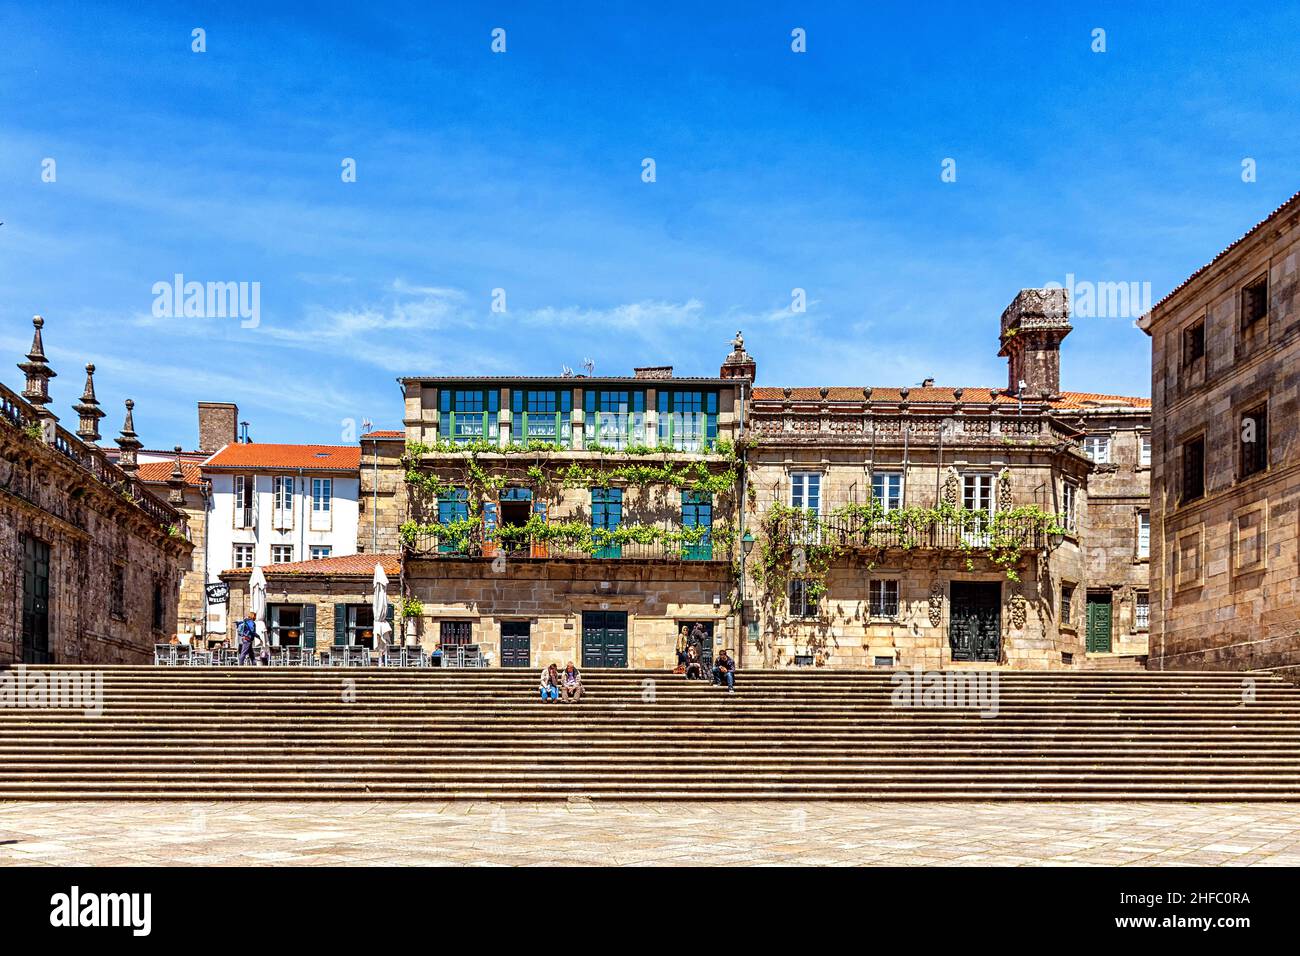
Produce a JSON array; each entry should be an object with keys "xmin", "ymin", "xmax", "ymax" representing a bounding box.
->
[
  {"xmin": 1086, "ymin": 594, "xmax": 1113, "ymax": 652},
  {"xmin": 21, "ymin": 537, "xmax": 50, "ymax": 664},
  {"xmin": 440, "ymin": 621, "xmax": 473, "ymax": 646},
  {"xmin": 681, "ymin": 620, "xmax": 715, "ymax": 667},
  {"xmin": 582, "ymin": 611, "xmax": 628, "ymax": 668},
  {"xmin": 500, "ymin": 621, "xmax": 531, "ymax": 667},
  {"xmin": 949, "ymin": 581, "xmax": 1001, "ymax": 662}
]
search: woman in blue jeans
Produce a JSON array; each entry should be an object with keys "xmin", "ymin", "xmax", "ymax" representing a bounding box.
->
[{"xmin": 538, "ymin": 663, "xmax": 561, "ymax": 702}]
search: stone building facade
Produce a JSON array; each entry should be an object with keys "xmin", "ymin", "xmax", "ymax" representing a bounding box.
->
[
  {"xmin": 220, "ymin": 553, "xmax": 401, "ymax": 648},
  {"xmin": 743, "ymin": 290, "xmax": 1150, "ymax": 669},
  {"xmin": 0, "ymin": 317, "xmax": 194, "ymax": 663},
  {"xmin": 203, "ymin": 289, "xmax": 1150, "ymax": 672},
  {"xmin": 396, "ymin": 372, "xmax": 744, "ymax": 668},
  {"xmin": 1139, "ymin": 190, "xmax": 1300, "ymax": 670}
]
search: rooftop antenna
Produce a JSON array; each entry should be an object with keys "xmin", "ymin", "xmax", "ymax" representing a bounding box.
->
[
  {"xmin": 561, "ymin": 365, "xmax": 574, "ymax": 378},
  {"xmin": 582, "ymin": 358, "xmax": 596, "ymax": 377},
  {"xmin": 362, "ymin": 418, "xmax": 373, "ymax": 433}
]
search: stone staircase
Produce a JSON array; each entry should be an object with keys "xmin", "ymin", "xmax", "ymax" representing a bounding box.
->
[{"xmin": 2, "ymin": 666, "xmax": 1300, "ymax": 800}]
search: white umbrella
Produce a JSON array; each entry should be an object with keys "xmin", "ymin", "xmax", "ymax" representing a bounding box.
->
[
  {"xmin": 248, "ymin": 565, "xmax": 268, "ymax": 640},
  {"xmin": 372, "ymin": 562, "xmax": 393, "ymax": 648}
]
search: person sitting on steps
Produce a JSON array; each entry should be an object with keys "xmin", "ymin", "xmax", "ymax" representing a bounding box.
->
[
  {"xmin": 561, "ymin": 661, "xmax": 583, "ymax": 702},
  {"xmin": 684, "ymin": 642, "xmax": 704, "ymax": 680},
  {"xmin": 712, "ymin": 648, "xmax": 736, "ymax": 692},
  {"xmin": 539, "ymin": 662, "xmax": 562, "ymax": 702}
]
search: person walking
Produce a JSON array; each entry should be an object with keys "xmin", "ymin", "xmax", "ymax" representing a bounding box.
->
[{"xmin": 236, "ymin": 612, "xmax": 258, "ymax": 666}]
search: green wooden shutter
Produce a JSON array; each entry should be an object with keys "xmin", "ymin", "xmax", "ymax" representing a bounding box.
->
[
  {"xmin": 334, "ymin": 606, "xmax": 348, "ymax": 646},
  {"xmin": 302, "ymin": 604, "xmax": 317, "ymax": 649}
]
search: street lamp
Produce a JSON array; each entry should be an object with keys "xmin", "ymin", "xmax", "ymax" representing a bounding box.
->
[{"xmin": 741, "ymin": 530, "xmax": 755, "ymax": 555}]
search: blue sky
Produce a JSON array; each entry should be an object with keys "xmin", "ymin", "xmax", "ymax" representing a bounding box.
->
[{"xmin": 2, "ymin": 1, "xmax": 1298, "ymax": 446}]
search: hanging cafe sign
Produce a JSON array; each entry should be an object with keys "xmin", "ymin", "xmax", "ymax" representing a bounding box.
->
[{"xmin": 206, "ymin": 582, "xmax": 230, "ymax": 606}]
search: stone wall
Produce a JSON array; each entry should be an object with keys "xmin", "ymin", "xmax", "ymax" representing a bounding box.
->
[
  {"xmin": 1144, "ymin": 200, "xmax": 1300, "ymax": 669},
  {"xmin": 358, "ymin": 437, "xmax": 406, "ymax": 554},
  {"xmin": 741, "ymin": 440, "xmax": 1096, "ymax": 668},
  {"xmin": 0, "ymin": 425, "xmax": 194, "ymax": 664},
  {"xmin": 405, "ymin": 559, "xmax": 736, "ymax": 669}
]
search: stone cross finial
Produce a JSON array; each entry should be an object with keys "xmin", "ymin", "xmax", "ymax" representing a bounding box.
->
[
  {"xmin": 115, "ymin": 399, "xmax": 143, "ymax": 475},
  {"xmin": 18, "ymin": 315, "xmax": 57, "ymax": 420},
  {"xmin": 167, "ymin": 445, "xmax": 187, "ymax": 504},
  {"xmin": 73, "ymin": 363, "xmax": 106, "ymax": 444}
]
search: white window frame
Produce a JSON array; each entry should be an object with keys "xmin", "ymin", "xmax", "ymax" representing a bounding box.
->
[
  {"xmin": 868, "ymin": 579, "xmax": 899, "ymax": 618},
  {"xmin": 233, "ymin": 475, "xmax": 255, "ymax": 529},
  {"xmin": 1083, "ymin": 435, "xmax": 1111, "ymax": 464},
  {"xmin": 270, "ymin": 544, "xmax": 294, "ymax": 564},
  {"xmin": 1139, "ymin": 434, "xmax": 1151, "ymax": 468},
  {"xmin": 788, "ymin": 579, "xmax": 818, "ymax": 619},
  {"xmin": 871, "ymin": 472, "xmax": 904, "ymax": 511},
  {"xmin": 310, "ymin": 545, "xmax": 332, "ymax": 561},
  {"xmin": 790, "ymin": 472, "xmax": 822, "ymax": 545},
  {"xmin": 312, "ymin": 478, "xmax": 332, "ymax": 513},
  {"xmin": 232, "ymin": 544, "xmax": 255, "ymax": 569},
  {"xmin": 1135, "ymin": 592, "xmax": 1150, "ymax": 630},
  {"xmin": 272, "ymin": 476, "xmax": 294, "ymax": 530},
  {"xmin": 1062, "ymin": 481, "xmax": 1078, "ymax": 533},
  {"xmin": 1137, "ymin": 510, "xmax": 1150, "ymax": 559},
  {"xmin": 962, "ymin": 473, "xmax": 995, "ymax": 545}
]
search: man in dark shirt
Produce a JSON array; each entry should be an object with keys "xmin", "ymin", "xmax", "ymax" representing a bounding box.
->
[{"xmin": 711, "ymin": 648, "xmax": 736, "ymax": 692}]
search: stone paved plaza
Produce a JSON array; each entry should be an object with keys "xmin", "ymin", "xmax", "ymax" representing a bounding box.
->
[{"xmin": 2, "ymin": 801, "xmax": 1300, "ymax": 866}]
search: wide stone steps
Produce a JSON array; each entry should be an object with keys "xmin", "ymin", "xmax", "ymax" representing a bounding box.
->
[{"xmin": 2, "ymin": 666, "xmax": 1299, "ymax": 800}]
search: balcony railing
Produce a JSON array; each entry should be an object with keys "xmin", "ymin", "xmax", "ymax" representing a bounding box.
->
[
  {"xmin": 404, "ymin": 522, "xmax": 729, "ymax": 562},
  {"xmin": 778, "ymin": 510, "xmax": 1046, "ymax": 552},
  {"xmin": 0, "ymin": 381, "xmax": 186, "ymax": 533}
]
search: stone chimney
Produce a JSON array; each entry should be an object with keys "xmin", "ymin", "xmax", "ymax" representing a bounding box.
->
[
  {"xmin": 198, "ymin": 401, "xmax": 239, "ymax": 453},
  {"xmin": 998, "ymin": 289, "xmax": 1070, "ymax": 399},
  {"xmin": 719, "ymin": 330, "xmax": 756, "ymax": 382},
  {"xmin": 633, "ymin": 366, "xmax": 674, "ymax": 380}
]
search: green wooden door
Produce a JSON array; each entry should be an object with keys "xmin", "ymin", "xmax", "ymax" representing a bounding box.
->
[
  {"xmin": 582, "ymin": 611, "xmax": 628, "ymax": 667},
  {"xmin": 1086, "ymin": 595, "xmax": 1113, "ymax": 652}
]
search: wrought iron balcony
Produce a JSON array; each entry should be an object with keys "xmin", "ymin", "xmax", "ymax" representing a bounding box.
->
[{"xmin": 776, "ymin": 510, "xmax": 1047, "ymax": 552}]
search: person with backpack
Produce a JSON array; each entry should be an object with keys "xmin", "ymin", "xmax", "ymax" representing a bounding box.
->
[{"xmin": 236, "ymin": 612, "xmax": 259, "ymax": 665}]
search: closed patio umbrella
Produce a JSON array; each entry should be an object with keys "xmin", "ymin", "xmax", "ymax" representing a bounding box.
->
[
  {"xmin": 248, "ymin": 565, "xmax": 268, "ymax": 641},
  {"xmin": 372, "ymin": 562, "xmax": 393, "ymax": 648}
]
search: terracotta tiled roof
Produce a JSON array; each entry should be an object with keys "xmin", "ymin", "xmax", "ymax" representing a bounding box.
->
[
  {"xmin": 1144, "ymin": 189, "xmax": 1300, "ymax": 318},
  {"xmin": 227, "ymin": 553, "xmax": 401, "ymax": 577},
  {"xmin": 136, "ymin": 461, "xmax": 203, "ymax": 486},
  {"xmin": 751, "ymin": 387, "xmax": 1149, "ymax": 410},
  {"xmin": 204, "ymin": 443, "xmax": 361, "ymax": 472},
  {"xmin": 361, "ymin": 430, "xmax": 403, "ymax": 439}
]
